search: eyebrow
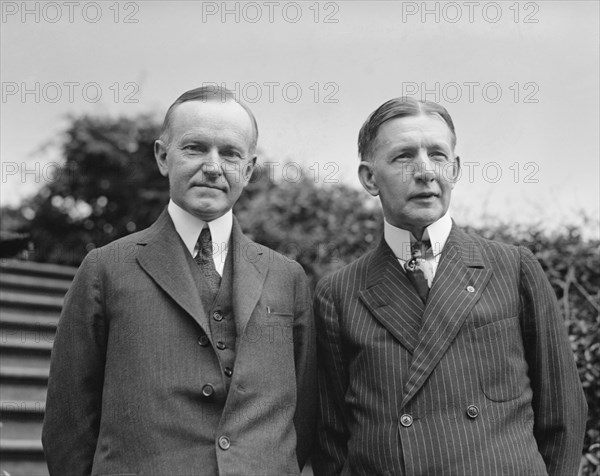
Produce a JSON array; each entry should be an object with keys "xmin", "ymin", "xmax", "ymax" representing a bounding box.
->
[
  {"xmin": 179, "ymin": 134, "xmax": 246, "ymax": 147},
  {"xmin": 386, "ymin": 142, "xmax": 450, "ymax": 154}
]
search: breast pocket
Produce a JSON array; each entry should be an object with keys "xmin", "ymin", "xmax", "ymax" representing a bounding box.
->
[
  {"xmin": 265, "ymin": 305, "xmax": 294, "ymax": 323},
  {"xmin": 471, "ymin": 316, "xmax": 530, "ymax": 402}
]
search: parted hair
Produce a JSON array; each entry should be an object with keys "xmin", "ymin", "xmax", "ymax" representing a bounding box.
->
[
  {"xmin": 159, "ymin": 85, "xmax": 259, "ymax": 153},
  {"xmin": 358, "ymin": 96, "xmax": 457, "ymax": 161}
]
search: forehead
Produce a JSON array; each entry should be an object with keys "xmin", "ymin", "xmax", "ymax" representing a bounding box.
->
[
  {"xmin": 373, "ymin": 114, "xmax": 454, "ymax": 151},
  {"xmin": 168, "ymin": 99, "xmax": 254, "ymax": 140}
]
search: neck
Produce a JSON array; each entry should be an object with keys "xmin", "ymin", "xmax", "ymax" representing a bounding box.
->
[
  {"xmin": 411, "ymin": 228, "xmax": 426, "ymax": 240},
  {"xmin": 397, "ymin": 224, "xmax": 428, "ymax": 240}
]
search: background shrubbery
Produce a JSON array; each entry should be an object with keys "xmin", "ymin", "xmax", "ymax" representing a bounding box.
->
[{"xmin": 2, "ymin": 114, "xmax": 598, "ymax": 474}]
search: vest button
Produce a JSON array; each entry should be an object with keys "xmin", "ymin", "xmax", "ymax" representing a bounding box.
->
[
  {"xmin": 213, "ymin": 311, "xmax": 223, "ymax": 322},
  {"xmin": 197, "ymin": 335, "xmax": 209, "ymax": 347},
  {"xmin": 400, "ymin": 414, "xmax": 413, "ymax": 427},
  {"xmin": 218, "ymin": 436, "xmax": 231, "ymax": 450},
  {"xmin": 201, "ymin": 384, "xmax": 214, "ymax": 397},
  {"xmin": 224, "ymin": 367, "xmax": 233, "ymax": 377},
  {"xmin": 467, "ymin": 404, "xmax": 480, "ymax": 419},
  {"xmin": 216, "ymin": 341, "xmax": 226, "ymax": 350}
]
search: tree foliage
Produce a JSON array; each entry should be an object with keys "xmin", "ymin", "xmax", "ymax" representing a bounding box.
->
[
  {"xmin": 2, "ymin": 114, "xmax": 598, "ymax": 474},
  {"xmin": 4, "ymin": 114, "xmax": 168, "ymax": 264}
]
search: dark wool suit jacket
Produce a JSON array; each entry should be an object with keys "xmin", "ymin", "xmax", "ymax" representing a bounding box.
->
[
  {"xmin": 313, "ymin": 224, "xmax": 587, "ymax": 476},
  {"xmin": 42, "ymin": 209, "xmax": 317, "ymax": 476}
]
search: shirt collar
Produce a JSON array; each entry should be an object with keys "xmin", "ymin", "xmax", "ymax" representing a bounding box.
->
[
  {"xmin": 384, "ymin": 211, "xmax": 452, "ymax": 262},
  {"xmin": 167, "ymin": 199, "xmax": 233, "ymax": 257}
]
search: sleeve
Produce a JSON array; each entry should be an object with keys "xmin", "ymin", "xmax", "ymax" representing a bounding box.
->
[
  {"xmin": 42, "ymin": 252, "xmax": 108, "ymax": 475},
  {"xmin": 519, "ymin": 246, "xmax": 587, "ymax": 476},
  {"xmin": 312, "ymin": 277, "xmax": 350, "ymax": 476},
  {"xmin": 291, "ymin": 262, "xmax": 318, "ymax": 470}
]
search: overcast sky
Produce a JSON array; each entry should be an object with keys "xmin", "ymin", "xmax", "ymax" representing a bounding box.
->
[{"xmin": 2, "ymin": 0, "xmax": 599, "ymax": 236}]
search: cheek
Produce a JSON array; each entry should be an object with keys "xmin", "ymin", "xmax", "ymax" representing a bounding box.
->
[
  {"xmin": 225, "ymin": 167, "xmax": 250, "ymax": 188},
  {"xmin": 375, "ymin": 169, "xmax": 407, "ymax": 190},
  {"xmin": 168, "ymin": 170, "xmax": 186, "ymax": 187},
  {"xmin": 174, "ymin": 159, "xmax": 200, "ymax": 179},
  {"xmin": 228, "ymin": 183, "xmax": 247, "ymax": 199},
  {"xmin": 381, "ymin": 187, "xmax": 410, "ymax": 207},
  {"xmin": 168, "ymin": 168, "xmax": 196, "ymax": 194},
  {"xmin": 441, "ymin": 177, "xmax": 455, "ymax": 192},
  {"xmin": 438, "ymin": 164, "xmax": 458, "ymax": 184}
]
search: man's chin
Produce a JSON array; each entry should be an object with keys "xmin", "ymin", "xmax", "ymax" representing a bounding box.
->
[
  {"xmin": 183, "ymin": 200, "xmax": 228, "ymax": 222},
  {"xmin": 390, "ymin": 208, "xmax": 445, "ymax": 231}
]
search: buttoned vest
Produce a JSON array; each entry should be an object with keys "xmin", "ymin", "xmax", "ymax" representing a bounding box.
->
[{"xmin": 191, "ymin": 243, "xmax": 237, "ymax": 395}]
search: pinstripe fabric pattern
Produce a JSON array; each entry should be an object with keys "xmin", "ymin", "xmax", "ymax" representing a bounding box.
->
[{"xmin": 313, "ymin": 224, "xmax": 587, "ymax": 476}]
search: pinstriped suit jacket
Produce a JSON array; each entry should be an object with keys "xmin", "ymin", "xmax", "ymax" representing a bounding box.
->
[{"xmin": 313, "ymin": 224, "xmax": 587, "ymax": 476}]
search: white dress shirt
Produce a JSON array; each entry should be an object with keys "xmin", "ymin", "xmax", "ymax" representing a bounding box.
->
[
  {"xmin": 384, "ymin": 212, "xmax": 452, "ymax": 279},
  {"xmin": 167, "ymin": 200, "xmax": 232, "ymax": 276}
]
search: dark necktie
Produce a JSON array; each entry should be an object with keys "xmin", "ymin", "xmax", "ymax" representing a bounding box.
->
[
  {"xmin": 195, "ymin": 226, "xmax": 221, "ymax": 293},
  {"xmin": 404, "ymin": 239, "xmax": 433, "ymax": 303}
]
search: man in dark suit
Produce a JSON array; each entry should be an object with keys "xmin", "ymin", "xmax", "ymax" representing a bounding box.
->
[
  {"xmin": 313, "ymin": 97, "xmax": 587, "ymax": 475},
  {"xmin": 42, "ymin": 86, "xmax": 316, "ymax": 475}
]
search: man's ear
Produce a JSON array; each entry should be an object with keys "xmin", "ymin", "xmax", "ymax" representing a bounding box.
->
[
  {"xmin": 241, "ymin": 155, "xmax": 257, "ymax": 184},
  {"xmin": 154, "ymin": 140, "xmax": 169, "ymax": 177},
  {"xmin": 449, "ymin": 155, "xmax": 461, "ymax": 186},
  {"xmin": 358, "ymin": 160, "xmax": 379, "ymax": 197}
]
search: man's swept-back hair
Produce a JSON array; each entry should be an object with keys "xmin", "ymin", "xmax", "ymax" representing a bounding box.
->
[
  {"xmin": 358, "ymin": 96, "xmax": 457, "ymax": 161},
  {"xmin": 159, "ymin": 85, "xmax": 259, "ymax": 153}
]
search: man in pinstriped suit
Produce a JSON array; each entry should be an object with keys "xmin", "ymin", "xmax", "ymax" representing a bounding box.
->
[{"xmin": 313, "ymin": 97, "xmax": 587, "ymax": 475}]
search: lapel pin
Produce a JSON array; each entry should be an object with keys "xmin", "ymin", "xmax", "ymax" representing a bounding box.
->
[{"xmin": 466, "ymin": 286, "xmax": 475, "ymax": 293}]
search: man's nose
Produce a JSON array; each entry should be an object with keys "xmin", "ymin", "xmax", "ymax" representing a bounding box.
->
[
  {"xmin": 201, "ymin": 148, "xmax": 223, "ymax": 178},
  {"xmin": 413, "ymin": 151, "xmax": 436, "ymax": 182}
]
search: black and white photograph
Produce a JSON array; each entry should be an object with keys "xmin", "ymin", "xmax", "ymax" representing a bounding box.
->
[{"xmin": 1, "ymin": 1, "xmax": 598, "ymax": 475}]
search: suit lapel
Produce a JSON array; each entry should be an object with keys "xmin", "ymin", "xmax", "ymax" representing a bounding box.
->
[
  {"xmin": 230, "ymin": 217, "xmax": 268, "ymax": 333},
  {"xmin": 136, "ymin": 209, "xmax": 211, "ymax": 335},
  {"xmin": 359, "ymin": 240, "xmax": 424, "ymax": 354},
  {"xmin": 400, "ymin": 225, "xmax": 492, "ymax": 408}
]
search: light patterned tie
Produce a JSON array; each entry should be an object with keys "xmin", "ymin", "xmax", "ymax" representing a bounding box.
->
[
  {"xmin": 195, "ymin": 226, "xmax": 221, "ymax": 293},
  {"xmin": 404, "ymin": 239, "xmax": 433, "ymax": 303}
]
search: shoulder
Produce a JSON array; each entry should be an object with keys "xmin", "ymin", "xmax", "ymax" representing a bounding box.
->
[
  {"xmin": 77, "ymin": 219, "xmax": 163, "ymax": 275},
  {"xmin": 315, "ymin": 247, "xmax": 376, "ymax": 296},
  {"xmin": 452, "ymin": 225, "xmax": 543, "ymax": 279},
  {"xmin": 84, "ymin": 227, "xmax": 149, "ymax": 260},
  {"xmin": 105, "ymin": 227, "xmax": 153, "ymax": 249},
  {"xmin": 454, "ymin": 226, "xmax": 522, "ymax": 262},
  {"xmin": 231, "ymin": 216, "xmax": 306, "ymax": 275}
]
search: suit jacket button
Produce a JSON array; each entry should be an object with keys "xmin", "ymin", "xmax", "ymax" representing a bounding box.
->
[
  {"xmin": 197, "ymin": 335, "xmax": 209, "ymax": 347},
  {"xmin": 216, "ymin": 341, "xmax": 226, "ymax": 350},
  {"xmin": 201, "ymin": 384, "xmax": 214, "ymax": 397},
  {"xmin": 224, "ymin": 367, "xmax": 233, "ymax": 377},
  {"xmin": 400, "ymin": 414, "xmax": 413, "ymax": 427},
  {"xmin": 218, "ymin": 436, "xmax": 231, "ymax": 450},
  {"xmin": 213, "ymin": 311, "xmax": 223, "ymax": 322},
  {"xmin": 467, "ymin": 404, "xmax": 480, "ymax": 418}
]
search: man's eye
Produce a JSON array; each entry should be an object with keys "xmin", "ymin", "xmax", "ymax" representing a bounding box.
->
[
  {"xmin": 221, "ymin": 150, "xmax": 242, "ymax": 160},
  {"xmin": 430, "ymin": 152, "xmax": 448, "ymax": 161},
  {"xmin": 183, "ymin": 145, "xmax": 205, "ymax": 153},
  {"xmin": 393, "ymin": 154, "xmax": 412, "ymax": 162}
]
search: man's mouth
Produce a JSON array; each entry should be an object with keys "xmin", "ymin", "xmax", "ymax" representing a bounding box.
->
[
  {"xmin": 194, "ymin": 183, "xmax": 225, "ymax": 193},
  {"xmin": 411, "ymin": 192, "xmax": 438, "ymax": 199},
  {"xmin": 194, "ymin": 184, "xmax": 225, "ymax": 192}
]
